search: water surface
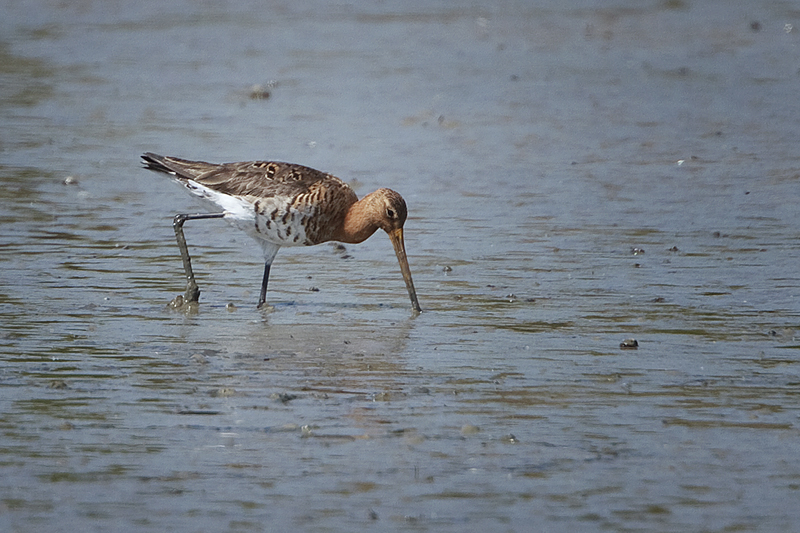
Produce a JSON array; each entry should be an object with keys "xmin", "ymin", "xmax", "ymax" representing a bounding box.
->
[{"xmin": 2, "ymin": 1, "xmax": 800, "ymax": 531}]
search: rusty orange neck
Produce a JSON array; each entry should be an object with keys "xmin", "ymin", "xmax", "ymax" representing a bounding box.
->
[{"xmin": 332, "ymin": 192, "xmax": 382, "ymax": 244}]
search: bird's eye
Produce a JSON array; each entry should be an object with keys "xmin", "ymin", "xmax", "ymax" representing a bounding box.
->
[{"xmin": 387, "ymin": 208, "xmax": 396, "ymax": 218}]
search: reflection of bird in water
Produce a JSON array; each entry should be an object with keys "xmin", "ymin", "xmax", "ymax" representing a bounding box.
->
[{"xmin": 141, "ymin": 152, "xmax": 421, "ymax": 313}]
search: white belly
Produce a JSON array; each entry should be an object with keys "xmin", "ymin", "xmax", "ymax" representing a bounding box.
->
[{"xmin": 180, "ymin": 180, "xmax": 312, "ymax": 247}]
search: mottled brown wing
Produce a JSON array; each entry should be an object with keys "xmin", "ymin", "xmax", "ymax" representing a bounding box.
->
[{"xmin": 142, "ymin": 153, "xmax": 348, "ymax": 199}]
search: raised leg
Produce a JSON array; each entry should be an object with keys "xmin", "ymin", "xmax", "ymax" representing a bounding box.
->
[
  {"xmin": 172, "ymin": 213, "xmax": 225, "ymax": 305},
  {"xmin": 257, "ymin": 261, "xmax": 272, "ymax": 309}
]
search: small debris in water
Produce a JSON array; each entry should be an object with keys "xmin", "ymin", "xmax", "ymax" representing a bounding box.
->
[
  {"xmin": 248, "ymin": 84, "xmax": 271, "ymax": 100},
  {"xmin": 62, "ymin": 176, "xmax": 78, "ymax": 186},
  {"xmin": 501, "ymin": 434, "xmax": 519, "ymax": 444},
  {"xmin": 225, "ymin": 302, "xmax": 236, "ymax": 312},
  {"xmin": 330, "ymin": 242, "xmax": 352, "ymax": 259},
  {"xmin": 620, "ymin": 339, "xmax": 639, "ymax": 350},
  {"xmin": 768, "ymin": 328, "xmax": 794, "ymax": 339},
  {"xmin": 272, "ymin": 392, "xmax": 298, "ymax": 404},
  {"xmin": 442, "ymin": 265, "xmax": 452, "ymax": 272},
  {"xmin": 631, "ymin": 247, "xmax": 645, "ymax": 255},
  {"xmin": 308, "ymin": 286, "xmax": 319, "ymax": 292}
]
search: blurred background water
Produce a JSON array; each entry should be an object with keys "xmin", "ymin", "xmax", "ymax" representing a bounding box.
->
[{"xmin": 2, "ymin": 0, "xmax": 800, "ymax": 531}]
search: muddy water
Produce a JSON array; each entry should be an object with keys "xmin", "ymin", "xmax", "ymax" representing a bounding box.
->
[{"xmin": 2, "ymin": 1, "xmax": 800, "ymax": 531}]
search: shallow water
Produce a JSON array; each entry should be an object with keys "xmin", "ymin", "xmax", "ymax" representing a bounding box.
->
[{"xmin": 2, "ymin": 0, "xmax": 800, "ymax": 531}]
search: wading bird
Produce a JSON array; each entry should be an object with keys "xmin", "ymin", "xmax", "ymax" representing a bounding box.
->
[{"xmin": 142, "ymin": 153, "xmax": 421, "ymax": 313}]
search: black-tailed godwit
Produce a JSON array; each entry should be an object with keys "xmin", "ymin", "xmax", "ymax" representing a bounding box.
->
[{"xmin": 141, "ymin": 153, "xmax": 421, "ymax": 313}]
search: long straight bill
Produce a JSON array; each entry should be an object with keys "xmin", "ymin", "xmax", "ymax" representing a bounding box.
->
[{"xmin": 388, "ymin": 228, "xmax": 422, "ymax": 314}]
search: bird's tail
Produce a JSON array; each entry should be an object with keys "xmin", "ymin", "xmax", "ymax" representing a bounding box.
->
[{"xmin": 141, "ymin": 152, "xmax": 217, "ymax": 180}]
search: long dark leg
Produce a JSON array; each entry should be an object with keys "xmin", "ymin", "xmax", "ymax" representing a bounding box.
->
[
  {"xmin": 173, "ymin": 213, "xmax": 225, "ymax": 304},
  {"xmin": 257, "ymin": 261, "xmax": 271, "ymax": 309}
]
